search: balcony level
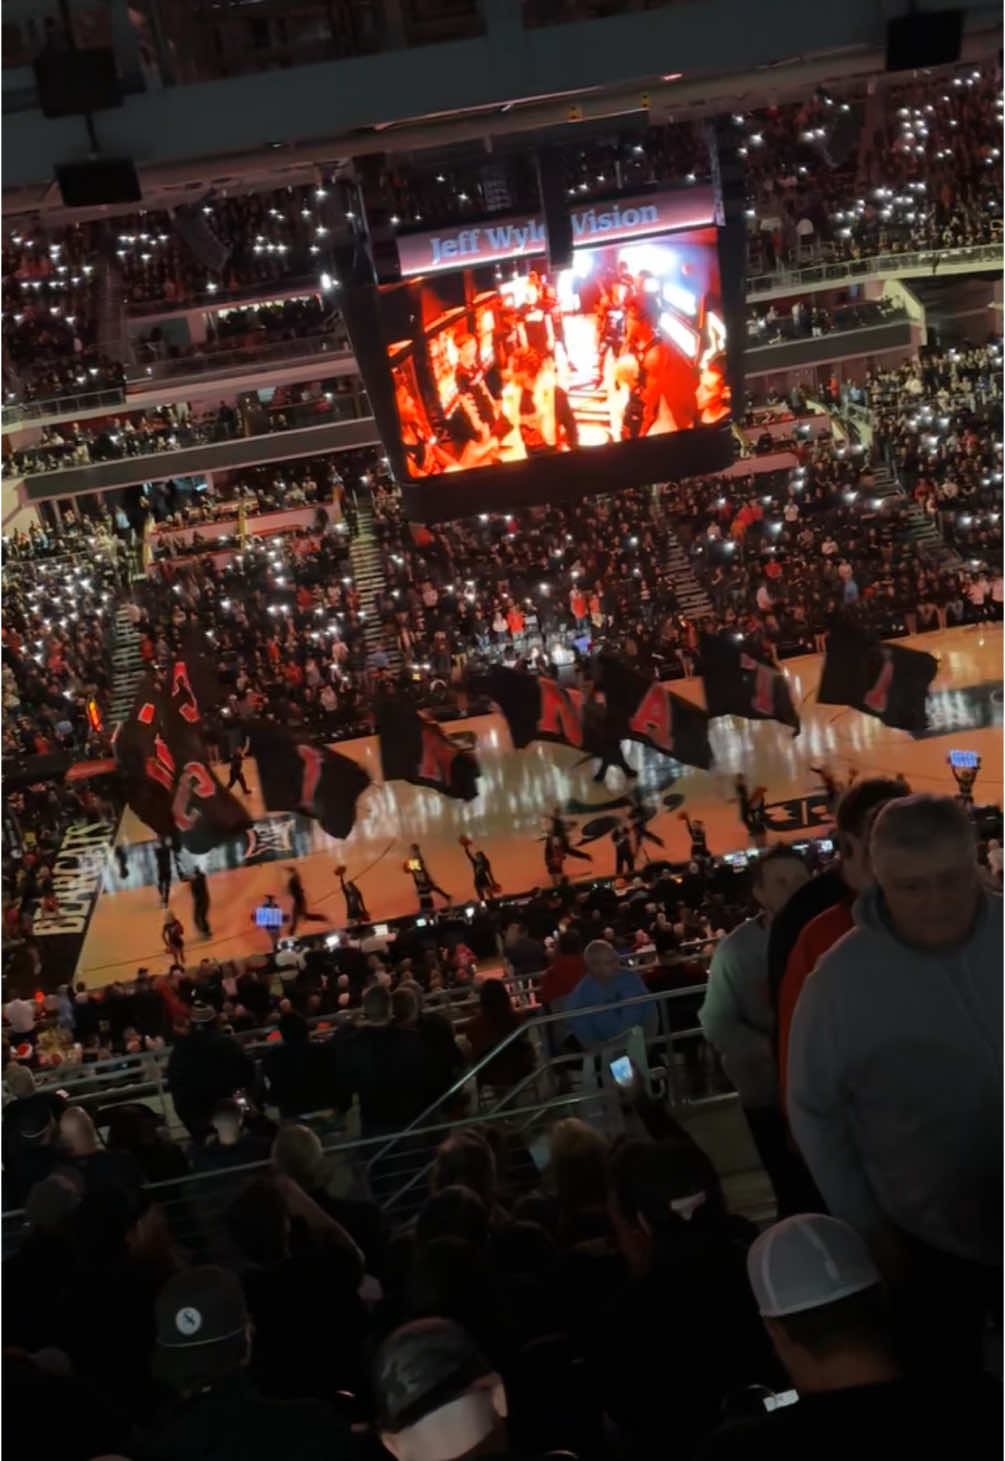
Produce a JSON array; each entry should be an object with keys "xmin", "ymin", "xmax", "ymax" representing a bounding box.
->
[{"xmin": 12, "ymin": 414, "xmax": 382, "ymax": 503}]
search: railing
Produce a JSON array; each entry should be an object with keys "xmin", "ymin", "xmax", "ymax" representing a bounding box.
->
[
  {"xmin": 745, "ymin": 242, "xmax": 1003, "ymax": 300},
  {"xmin": 125, "ymin": 275, "xmax": 320, "ymax": 318},
  {"xmin": 2, "ymin": 386, "xmax": 127, "ymax": 430},
  {"xmin": 5, "ymin": 390, "xmax": 371, "ymax": 486},
  {"xmin": 125, "ymin": 333, "xmax": 353, "ymax": 385},
  {"xmin": 2, "ymin": 983, "xmax": 729, "ymax": 1259}
]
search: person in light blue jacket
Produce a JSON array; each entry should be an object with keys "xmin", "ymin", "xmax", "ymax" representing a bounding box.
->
[{"xmin": 564, "ymin": 939, "xmax": 657, "ymax": 1048}]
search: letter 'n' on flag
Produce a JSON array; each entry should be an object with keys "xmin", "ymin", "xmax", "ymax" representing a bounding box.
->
[
  {"xmin": 599, "ymin": 657, "xmax": 713, "ymax": 770},
  {"xmin": 484, "ymin": 666, "xmax": 584, "ymax": 750}
]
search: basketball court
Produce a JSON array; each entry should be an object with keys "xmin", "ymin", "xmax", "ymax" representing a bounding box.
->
[{"xmin": 70, "ymin": 625, "xmax": 1002, "ymax": 988}]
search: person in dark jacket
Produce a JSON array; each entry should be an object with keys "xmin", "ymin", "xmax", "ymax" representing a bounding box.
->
[
  {"xmin": 144, "ymin": 1265, "xmax": 352, "ymax": 1460},
  {"xmin": 189, "ymin": 865, "xmax": 211, "ymax": 937},
  {"xmin": 165, "ymin": 1004, "xmax": 255, "ymax": 1140},
  {"xmin": 263, "ymin": 1011, "xmax": 334, "ymax": 1118},
  {"xmin": 588, "ymin": 1138, "xmax": 777, "ymax": 1458}
]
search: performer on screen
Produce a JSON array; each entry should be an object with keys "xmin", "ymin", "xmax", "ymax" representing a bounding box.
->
[
  {"xmin": 446, "ymin": 334, "xmax": 508, "ymax": 467},
  {"xmin": 623, "ymin": 299, "xmax": 698, "ymax": 435},
  {"xmin": 502, "ymin": 348, "xmax": 579, "ymax": 457},
  {"xmin": 394, "ymin": 377, "xmax": 455, "ymax": 478},
  {"xmin": 696, "ymin": 355, "xmax": 732, "ymax": 424}
]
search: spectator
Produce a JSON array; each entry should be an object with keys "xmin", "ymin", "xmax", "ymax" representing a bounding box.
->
[
  {"xmin": 263, "ymin": 1010, "xmax": 334, "ymax": 1118},
  {"xmin": 593, "ymin": 1138, "xmax": 774, "ymax": 1456},
  {"xmin": 336, "ymin": 983, "xmax": 435, "ymax": 1138},
  {"xmin": 459, "ymin": 978, "xmax": 536, "ymax": 1095},
  {"xmin": 501, "ymin": 919, "xmax": 549, "ymax": 977},
  {"xmin": 699, "ymin": 846, "xmax": 814, "ymax": 1215},
  {"xmin": 788, "ymin": 795, "xmax": 1002, "ymax": 1376},
  {"xmin": 564, "ymin": 938, "xmax": 658, "ymax": 1048},
  {"xmin": 776, "ymin": 778, "xmax": 910, "ymax": 1107},
  {"xmin": 696, "ymin": 1214, "xmax": 1001, "ymax": 1457},
  {"xmin": 391, "ymin": 980, "xmax": 466, "ymax": 1102},
  {"xmin": 190, "ymin": 1097, "xmax": 274, "ymax": 1171},
  {"xmin": 145, "ymin": 1264, "xmax": 354, "ymax": 1459},
  {"xmin": 165, "ymin": 1002, "xmax": 255, "ymax": 1140},
  {"xmin": 767, "ymin": 776, "xmax": 908, "ymax": 1010},
  {"xmin": 373, "ymin": 1318, "xmax": 511, "ymax": 1461}
]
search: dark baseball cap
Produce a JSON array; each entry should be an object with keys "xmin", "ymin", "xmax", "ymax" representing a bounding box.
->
[
  {"xmin": 153, "ymin": 1266, "xmax": 248, "ymax": 1387},
  {"xmin": 373, "ymin": 1318, "xmax": 494, "ymax": 1433}
]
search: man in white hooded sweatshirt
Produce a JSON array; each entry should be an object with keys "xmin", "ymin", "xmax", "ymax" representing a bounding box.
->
[{"xmin": 788, "ymin": 794, "xmax": 1001, "ymax": 1378}]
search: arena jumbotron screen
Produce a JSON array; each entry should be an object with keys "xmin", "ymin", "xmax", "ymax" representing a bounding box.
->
[{"xmin": 376, "ymin": 197, "xmax": 736, "ymax": 518}]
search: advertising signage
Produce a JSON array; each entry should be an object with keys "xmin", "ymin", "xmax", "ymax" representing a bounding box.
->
[{"xmin": 395, "ymin": 186, "xmax": 717, "ymax": 276}]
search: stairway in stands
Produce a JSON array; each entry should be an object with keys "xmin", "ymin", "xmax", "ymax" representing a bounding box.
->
[
  {"xmin": 663, "ymin": 524, "xmax": 714, "ymax": 621},
  {"xmin": 108, "ymin": 604, "xmax": 144, "ymax": 724},
  {"xmin": 870, "ymin": 460, "xmax": 960, "ymax": 569},
  {"xmin": 95, "ymin": 257, "xmax": 128, "ymax": 370},
  {"xmin": 348, "ymin": 494, "xmax": 402, "ymax": 675}
]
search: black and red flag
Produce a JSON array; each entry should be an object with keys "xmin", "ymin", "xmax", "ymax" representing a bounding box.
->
[
  {"xmin": 700, "ymin": 635, "xmax": 801, "ymax": 734},
  {"xmin": 817, "ymin": 626, "xmax": 937, "ymax": 734},
  {"xmin": 115, "ymin": 671, "xmax": 250, "ymax": 853},
  {"xmin": 377, "ymin": 705, "xmax": 481, "ymax": 802},
  {"xmin": 598, "ymin": 658, "xmax": 713, "ymax": 770},
  {"xmin": 483, "ymin": 667, "xmax": 590, "ymax": 751},
  {"xmin": 112, "ymin": 675, "xmax": 175, "ymax": 839},
  {"xmin": 246, "ymin": 719, "xmax": 372, "ymax": 837}
]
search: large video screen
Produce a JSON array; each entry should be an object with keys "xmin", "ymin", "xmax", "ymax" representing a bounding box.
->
[{"xmin": 378, "ymin": 223, "xmax": 734, "ymax": 518}]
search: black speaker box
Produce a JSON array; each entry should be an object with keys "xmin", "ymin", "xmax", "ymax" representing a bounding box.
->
[
  {"xmin": 885, "ymin": 10, "xmax": 962, "ymax": 71},
  {"xmin": 56, "ymin": 158, "xmax": 142, "ymax": 207},
  {"xmin": 34, "ymin": 47, "xmax": 121, "ymax": 117},
  {"xmin": 536, "ymin": 149, "xmax": 574, "ymax": 271}
]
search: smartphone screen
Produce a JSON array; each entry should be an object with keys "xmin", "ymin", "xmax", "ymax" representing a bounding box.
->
[
  {"xmin": 609, "ymin": 1055, "xmax": 634, "ymax": 1087},
  {"xmin": 949, "ymin": 750, "xmax": 979, "ymax": 769},
  {"xmin": 763, "ymin": 1390, "xmax": 799, "ymax": 1413}
]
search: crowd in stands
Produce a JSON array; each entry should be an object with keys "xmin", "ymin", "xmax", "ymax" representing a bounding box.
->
[
  {"xmin": 1, "ymin": 789, "xmax": 1001, "ymax": 1459},
  {"xmin": 747, "ymin": 295, "xmax": 903, "ymax": 343},
  {"xmin": 2, "ymin": 550, "xmax": 119, "ymax": 762},
  {"xmin": 2, "ymin": 225, "xmax": 125, "ymax": 405},
  {"xmin": 133, "ymin": 294, "xmax": 350, "ymax": 369},
  {"xmin": 744, "ymin": 64, "xmax": 1002, "ymax": 270},
  {"xmin": 4, "ymin": 64, "xmax": 1000, "ymax": 411},
  {"xmin": 3, "ymin": 375, "xmax": 368, "ymax": 480},
  {"xmin": 116, "ymin": 185, "xmax": 330, "ymax": 310},
  {"xmin": 137, "ymin": 519, "xmax": 374, "ymax": 740}
]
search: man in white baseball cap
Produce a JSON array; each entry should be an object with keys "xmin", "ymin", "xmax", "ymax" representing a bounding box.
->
[{"xmin": 694, "ymin": 1214, "xmax": 1000, "ymax": 1458}]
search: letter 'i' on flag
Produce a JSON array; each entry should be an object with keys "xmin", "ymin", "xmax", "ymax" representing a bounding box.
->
[
  {"xmin": 483, "ymin": 666, "xmax": 585, "ymax": 750},
  {"xmin": 599, "ymin": 658, "xmax": 713, "ymax": 770},
  {"xmin": 377, "ymin": 706, "xmax": 480, "ymax": 802},
  {"xmin": 817, "ymin": 628, "xmax": 938, "ymax": 734},
  {"xmin": 246, "ymin": 720, "xmax": 371, "ymax": 836},
  {"xmin": 700, "ymin": 634, "xmax": 801, "ymax": 733}
]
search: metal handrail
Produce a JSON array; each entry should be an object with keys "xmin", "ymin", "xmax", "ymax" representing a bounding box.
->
[
  {"xmin": 745, "ymin": 242, "xmax": 1002, "ymax": 298},
  {"xmin": 363, "ymin": 983, "xmax": 706, "ymax": 1177},
  {"xmin": 2, "ymin": 385, "xmax": 127, "ymax": 428},
  {"xmin": 125, "ymin": 333, "xmax": 352, "ymax": 383}
]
